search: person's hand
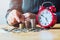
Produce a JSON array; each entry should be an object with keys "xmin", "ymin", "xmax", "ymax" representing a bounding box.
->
[
  {"xmin": 23, "ymin": 12, "xmax": 36, "ymax": 21},
  {"xmin": 7, "ymin": 9, "xmax": 25, "ymax": 25}
]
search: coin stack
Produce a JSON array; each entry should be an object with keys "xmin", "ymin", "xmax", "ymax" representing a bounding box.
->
[
  {"xmin": 30, "ymin": 19, "xmax": 36, "ymax": 29},
  {"xmin": 19, "ymin": 22, "xmax": 25, "ymax": 30}
]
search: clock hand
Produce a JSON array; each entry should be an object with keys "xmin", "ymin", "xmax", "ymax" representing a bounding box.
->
[
  {"xmin": 45, "ymin": 18, "xmax": 48, "ymax": 22},
  {"xmin": 41, "ymin": 15, "xmax": 47, "ymax": 19},
  {"xmin": 41, "ymin": 15, "xmax": 45, "ymax": 17},
  {"xmin": 41, "ymin": 15, "xmax": 48, "ymax": 21}
]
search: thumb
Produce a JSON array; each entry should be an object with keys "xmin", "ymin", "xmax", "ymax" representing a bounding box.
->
[{"xmin": 12, "ymin": 10, "xmax": 21, "ymax": 23}]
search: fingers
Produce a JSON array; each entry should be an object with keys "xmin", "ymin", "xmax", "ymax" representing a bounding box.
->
[
  {"xmin": 12, "ymin": 10, "xmax": 25, "ymax": 23},
  {"xmin": 23, "ymin": 13, "xmax": 30, "ymax": 18},
  {"xmin": 19, "ymin": 15, "xmax": 25, "ymax": 23},
  {"xmin": 12, "ymin": 10, "xmax": 21, "ymax": 23},
  {"xmin": 7, "ymin": 11, "xmax": 18, "ymax": 25},
  {"xmin": 7, "ymin": 9, "xmax": 25, "ymax": 25},
  {"xmin": 29, "ymin": 13, "xmax": 36, "ymax": 19},
  {"xmin": 23, "ymin": 12, "xmax": 36, "ymax": 19}
]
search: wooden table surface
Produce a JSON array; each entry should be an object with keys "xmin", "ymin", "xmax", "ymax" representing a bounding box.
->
[{"xmin": 0, "ymin": 24, "xmax": 60, "ymax": 40}]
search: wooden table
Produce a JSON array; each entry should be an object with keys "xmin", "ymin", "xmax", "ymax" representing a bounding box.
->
[{"xmin": 0, "ymin": 24, "xmax": 60, "ymax": 40}]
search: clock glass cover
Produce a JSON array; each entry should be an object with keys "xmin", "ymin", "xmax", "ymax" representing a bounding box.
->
[{"xmin": 38, "ymin": 9, "xmax": 52, "ymax": 26}]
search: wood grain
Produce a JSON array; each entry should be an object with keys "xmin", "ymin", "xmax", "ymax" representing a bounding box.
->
[{"xmin": 0, "ymin": 24, "xmax": 60, "ymax": 40}]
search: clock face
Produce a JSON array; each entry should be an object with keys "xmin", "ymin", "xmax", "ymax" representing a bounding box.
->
[{"xmin": 38, "ymin": 9, "xmax": 52, "ymax": 26}]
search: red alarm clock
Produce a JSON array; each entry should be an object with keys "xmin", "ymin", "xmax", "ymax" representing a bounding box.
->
[{"xmin": 36, "ymin": 2, "xmax": 57, "ymax": 28}]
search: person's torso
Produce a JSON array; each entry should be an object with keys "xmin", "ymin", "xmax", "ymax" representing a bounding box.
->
[{"xmin": 22, "ymin": 0, "xmax": 40, "ymax": 13}]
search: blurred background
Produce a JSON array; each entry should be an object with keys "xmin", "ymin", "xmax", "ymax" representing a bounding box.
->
[
  {"xmin": 0, "ymin": 0, "xmax": 60, "ymax": 25},
  {"xmin": 0, "ymin": 0, "xmax": 10, "ymax": 24}
]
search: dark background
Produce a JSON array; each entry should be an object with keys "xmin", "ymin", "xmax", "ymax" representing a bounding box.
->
[
  {"xmin": 39, "ymin": 0, "xmax": 60, "ymax": 12},
  {"xmin": 40, "ymin": 0, "xmax": 60, "ymax": 23}
]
